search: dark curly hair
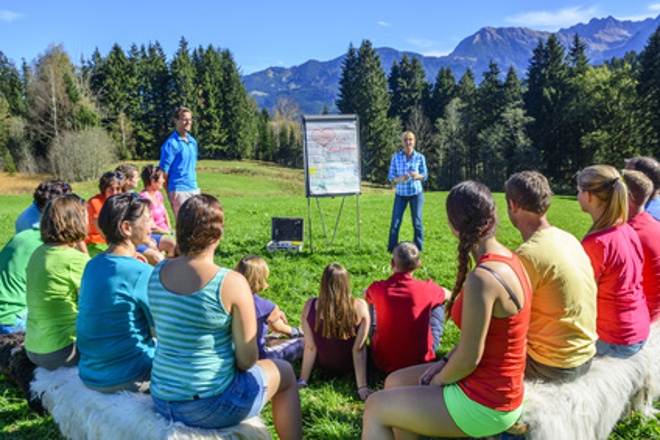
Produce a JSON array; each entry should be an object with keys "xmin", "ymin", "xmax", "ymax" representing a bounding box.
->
[{"xmin": 33, "ymin": 179, "xmax": 71, "ymax": 211}]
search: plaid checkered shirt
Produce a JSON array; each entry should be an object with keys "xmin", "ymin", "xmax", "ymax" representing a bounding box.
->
[{"xmin": 388, "ymin": 150, "xmax": 427, "ymax": 196}]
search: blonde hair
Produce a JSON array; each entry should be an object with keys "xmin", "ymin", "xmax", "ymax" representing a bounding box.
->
[
  {"xmin": 316, "ymin": 264, "xmax": 357, "ymax": 340},
  {"xmin": 401, "ymin": 131, "xmax": 416, "ymax": 143},
  {"xmin": 235, "ymin": 255, "xmax": 270, "ymax": 294},
  {"xmin": 577, "ymin": 165, "xmax": 628, "ymax": 235}
]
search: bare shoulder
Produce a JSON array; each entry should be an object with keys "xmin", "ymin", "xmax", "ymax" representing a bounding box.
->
[
  {"xmin": 220, "ymin": 269, "xmax": 252, "ymax": 304},
  {"xmin": 301, "ymin": 297, "xmax": 315, "ymax": 317},
  {"xmin": 354, "ymin": 297, "xmax": 368, "ymax": 313},
  {"xmin": 223, "ymin": 269, "xmax": 249, "ymax": 286}
]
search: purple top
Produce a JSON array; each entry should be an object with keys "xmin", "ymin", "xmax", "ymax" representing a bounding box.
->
[
  {"xmin": 253, "ymin": 294, "xmax": 276, "ymax": 359},
  {"xmin": 306, "ymin": 298, "xmax": 356, "ymax": 373}
]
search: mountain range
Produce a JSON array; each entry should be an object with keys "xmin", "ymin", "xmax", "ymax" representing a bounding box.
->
[{"xmin": 242, "ymin": 14, "xmax": 660, "ymax": 115}]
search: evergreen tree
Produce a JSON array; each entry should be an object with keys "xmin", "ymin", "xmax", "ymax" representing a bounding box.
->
[
  {"xmin": 0, "ymin": 51, "xmax": 25, "ymax": 116},
  {"xmin": 477, "ymin": 61, "xmax": 504, "ymax": 132},
  {"xmin": 567, "ymin": 33, "xmax": 589, "ymax": 75},
  {"xmin": 524, "ymin": 35, "xmax": 571, "ymax": 185},
  {"xmin": 499, "ymin": 66, "xmax": 536, "ymax": 178},
  {"xmin": 92, "ymin": 43, "xmax": 139, "ymax": 158},
  {"xmin": 350, "ymin": 40, "xmax": 399, "ymax": 183},
  {"xmin": 336, "ymin": 44, "xmax": 358, "ymax": 114},
  {"xmin": 503, "ymin": 66, "xmax": 523, "ymax": 106},
  {"xmin": 98, "ymin": 44, "xmax": 134, "ymax": 117},
  {"xmin": 428, "ymin": 66, "xmax": 457, "ymax": 123},
  {"xmin": 255, "ymin": 107, "xmax": 274, "ymax": 161},
  {"xmin": 456, "ymin": 68, "xmax": 479, "ymax": 178},
  {"xmin": 563, "ymin": 34, "xmax": 593, "ymax": 172},
  {"xmin": 140, "ymin": 42, "xmax": 172, "ymax": 159},
  {"xmin": 435, "ymin": 98, "xmax": 468, "ymax": 189},
  {"xmin": 170, "ymin": 37, "xmax": 197, "ymax": 113},
  {"xmin": 637, "ymin": 25, "xmax": 660, "ymax": 155},
  {"xmin": 388, "ymin": 55, "xmax": 429, "ymax": 129},
  {"xmin": 218, "ymin": 49, "xmax": 256, "ymax": 159},
  {"xmin": 194, "ymin": 45, "xmax": 225, "ymax": 158}
]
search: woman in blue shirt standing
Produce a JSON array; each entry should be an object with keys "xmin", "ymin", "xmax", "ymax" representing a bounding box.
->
[{"xmin": 387, "ymin": 131, "xmax": 428, "ymax": 253}]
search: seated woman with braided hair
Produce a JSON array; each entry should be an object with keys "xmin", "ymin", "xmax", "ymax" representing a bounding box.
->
[{"xmin": 362, "ymin": 180, "xmax": 532, "ymax": 439}]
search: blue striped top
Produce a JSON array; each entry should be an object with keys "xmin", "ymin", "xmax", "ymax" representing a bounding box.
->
[{"xmin": 148, "ymin": 262, "xmax": 235, "ymax": 401}]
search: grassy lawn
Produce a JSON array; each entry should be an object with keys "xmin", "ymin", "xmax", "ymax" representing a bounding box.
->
[{"xmin": 1, "ymin": 161, "xmax": 658, "ymax": 439}]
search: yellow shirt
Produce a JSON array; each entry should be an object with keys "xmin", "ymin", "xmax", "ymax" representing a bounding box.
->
[{"xmin": 516, "ymin": 227, "xmax": 597, "ymax": 368}]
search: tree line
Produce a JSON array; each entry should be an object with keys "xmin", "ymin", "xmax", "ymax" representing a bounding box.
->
[
  {"xmin": 0, "ymin": 38, "xmax": 303, "ymax": 181},
  {"xmin": 338, "ymin": 29, "xmax": 660, "ymax": 191},
  {"xmin": 1, "ymin": 28, "xmax": 659, "ymax": 190}
]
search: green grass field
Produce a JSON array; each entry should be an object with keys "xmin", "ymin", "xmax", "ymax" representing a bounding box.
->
[{"xmin": 1, "ymin": 161, "xmax": 658, "ymax": 439}]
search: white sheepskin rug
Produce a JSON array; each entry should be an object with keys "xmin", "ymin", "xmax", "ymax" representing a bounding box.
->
[
  {"xmin": 520, "ymin": 321, "xmax": 660, "ymax": 440},
  {"xmin": 30, "ymin": 367, "xmax": 271, "ymax": 440}
]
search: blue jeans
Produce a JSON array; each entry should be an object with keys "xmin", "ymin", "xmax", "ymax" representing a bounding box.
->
[
  {"xmin": 152, "ymin": 365, "xmax": 267, "ymax": 429},
  {"xmin": 0, "ymin": 314, "xmax": 26, "ymax": 334},
  {"xmin": 388, "ymin": 192, "xmax": 424, "ymax": 252},
  {"xmin": 596, "ymin": 339, "xmax": 646, "ymax": 358}
]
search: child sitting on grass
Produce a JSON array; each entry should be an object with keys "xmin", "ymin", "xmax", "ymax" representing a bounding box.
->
[
  {"xmin": 299, "ymin": 263, "xmax": 373, "ymax": 401},
  {"xmin": 235, "ymin": 255, "xmax": 304, "ymax": 362}
]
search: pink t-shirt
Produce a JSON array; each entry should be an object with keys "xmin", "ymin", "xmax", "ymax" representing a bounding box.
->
[
  {"xmin": 582, "ymin": 224, "xmax": 649, "ymax": 345},
  {"xmin": 628, "ymin": 212, "xmax": 660, "ymax": 323},
  {"xmin": 140, "ymin": 190, "xmax": 168, "ymax": 231}
]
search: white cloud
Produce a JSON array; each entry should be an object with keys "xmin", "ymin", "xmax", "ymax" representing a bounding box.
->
[
  {"xmin": 406, "ymin": 38, "xmax": 438, "ymax": 49},
  {"xmin": 378, "ymin": 21, "xmax": 391, "ymax": 27},
  {"xmin": 421, "ymin": 50, "xmax": 452, "ymax": 57},
  {"xmin": 649, "ymin": 4, "xmax": 660, "ymax": 12},
  {"xmin": 406, "ymin": 38, "xmax": 451, "ymax": 57},
  {"xmin": 0, "ymin": 10, "xmax": 24, "ymax": 22},
  {"xmin": 506, "ymin": 6, "xmax": 597, "ymax": 31}
]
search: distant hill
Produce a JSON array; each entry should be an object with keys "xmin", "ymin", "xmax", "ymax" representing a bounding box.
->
[{"xmin": 243, "ymin": 15, "xmax": 660, "ymax": 115}]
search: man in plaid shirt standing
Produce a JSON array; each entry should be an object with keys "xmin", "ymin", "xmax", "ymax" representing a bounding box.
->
[{"xmin": 387, "ymin": 131, "xmax": 428, "ymax": 253}]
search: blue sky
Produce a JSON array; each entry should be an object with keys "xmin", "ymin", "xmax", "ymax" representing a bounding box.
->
[{"xmin": 1, "ymin": 1, "xmax": 659, "ymax": 75}]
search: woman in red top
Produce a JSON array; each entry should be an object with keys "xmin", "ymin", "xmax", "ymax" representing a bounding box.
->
[
  {"xmin": 362, "ymin": 181, "xmax": 531, "ymax": 439},
  {"xmin": 578, "ymin": 165, "xmax": 649, "ymax": 357}
]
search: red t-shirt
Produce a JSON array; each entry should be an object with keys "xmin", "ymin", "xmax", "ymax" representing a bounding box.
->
[
  {"xmin": 451, "ymin": 252, "xmax": 531, "ymax": 411},
  {"xmin": 366, "ymin": 272, "xmax": 445, "ymax": 373},
  {"xmin": 628, "ymin": 212, "xmax": 660, "ymax": 323},
  {"xmin": 85, "ymin": 194, "xmax": 106, "ymax": 245},
  {"xmin": 582, "ymin": 224, "xmax": 649, "ymax": 344}
]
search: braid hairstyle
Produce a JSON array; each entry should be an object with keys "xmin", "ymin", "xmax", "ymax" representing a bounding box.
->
[
  {"xmin": 577, "ymin": 165, "xmax": 628, "ymax": 235},
  {"xmin": 445, "ymin": 181, "xmax": 498, "ymax": 319}
]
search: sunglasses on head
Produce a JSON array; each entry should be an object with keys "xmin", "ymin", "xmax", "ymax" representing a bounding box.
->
[{"xmin": 103, "ymin": 171, "xmax": 124, "ymax": 180}]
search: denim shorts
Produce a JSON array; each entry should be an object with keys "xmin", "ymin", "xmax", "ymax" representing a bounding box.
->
[
  {"xmin": 152, "ymin": 364, "xmax": 267, "ymax": 429},
  {"xmin": 596, "ymin": 339, "xmax": 646, "ymax": 358}
]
